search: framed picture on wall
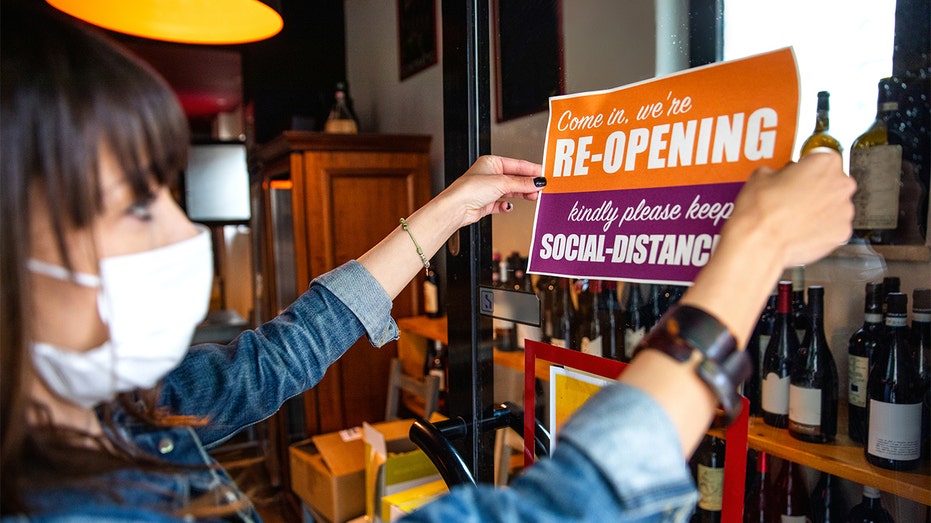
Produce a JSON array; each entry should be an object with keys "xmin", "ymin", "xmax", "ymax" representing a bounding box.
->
[
  {"xmin": 397, "ymin": 0, "xmax": 438, "ymax": 80},
  {"xmin": 494, "ymin": 0, "xmax": 564, "ymax": 122}
]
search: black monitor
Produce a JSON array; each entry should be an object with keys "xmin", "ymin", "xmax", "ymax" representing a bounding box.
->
[{"xmin": 182, "ymin": 142, "xmax": 251, "ymax": 224}]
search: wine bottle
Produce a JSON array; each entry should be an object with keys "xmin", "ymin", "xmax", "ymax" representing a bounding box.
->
[
  {"xmin": 882, "ymin": 276, "xmax": 900, "ymax": 314},
  {"xmin": 800, "ymin": 90, "xmax": 843, "ymax": 156},
  {"xmin": 623, "ymin": 282, "xmax": 649, "ymax": 361},
  {"xmin": 747, "ymin": 288, "xmax": 778, "ymax": 417},
  {"xmin": 909, "ymin": 288, "xmax": 930, "ymax": 459},
  {"xmin": 850, "ymin": 78, "xmax": 904, "ymax": 243},
  {"xmin": 762, "ymin": 281, "xmax": 798, "ymax": 428},
  {"xmin": 790, "ymin": 266, "xmax": 812, "ymax": 343},
  {"xmin": 538, "ymin": 276, "xmax": 558, "ymax": 343},
  {"xmin": 769, "ymin": 459, "xmax": 811, "ymax": 523},
  {"xmin": 423, "ymin": 263, "xmax": 441, "ymax": 318},
  {"xmin": 427, "ymin": 340, "xmax": 448, "ymax": 413},
  {"xmin": 847, "ymin": 486, "xmax": 894, "ymax": 523},
  {"xmin": 513, "ymin": 255, "xmax": 543, "ymax": 350},
  {"xmin": 866, "ymin": 292, "xmax": 923, "ymax": 470},
  {"xmin": 579, "ymin": 279, "xmax": 603, "ymax": 357},
  {"xmin": 551, "ymin": 278, "xmax": 575, "ymax": 350},
  {"xmin": 810, "ymin": 473, "xmax": 848, "ymax": 523},
  {"xmin": 598, "ymin": 280, "xmax": 623, "ymax": 361},
  {"xmin": 743, "ymin": 450, "xmax": 768, "ymax": 523},
  {"xmin": 848, "ymin": 282, "xmax": 885, "ymax": 444},
  {"xmin": 789, "ymin": 286, "xmax": 838, "ymax": 443},
  {"xmin": 690, "ymin": 434, "xmax": 725, "ymax": 523},
  {"xmin": 323, "ymin": 81, "xmax": 359, "ymax": 134},
  {"xmin": 493, "ymin": 254, "xmax": 517, "ymax": 352}
]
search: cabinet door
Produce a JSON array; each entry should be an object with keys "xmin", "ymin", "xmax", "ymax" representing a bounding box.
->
[{"xmin": 296, "ymin": 149, "xmax": 431, "ymax": 432}]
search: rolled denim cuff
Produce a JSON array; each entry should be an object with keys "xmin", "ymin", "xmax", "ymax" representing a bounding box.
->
[{"xmin": 314, "ymin": 260, "xmax": 399, "ymax": 347}]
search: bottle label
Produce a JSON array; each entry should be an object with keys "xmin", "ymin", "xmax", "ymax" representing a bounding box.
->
[
  {"xmin": 429, "ymin": 368, "xmax": 446, "ymax": 391},
  {"xmin": 550, "ymin": 337, "xmax": 568, "ymax": 349},
  {"xmin": 696, "ymin": 463, "xmax": 724, "ymax": 511},
  {"xmin": 516, "ymin": 323, "xmax": 543, "ymax": 350},
  {"xmin": 850, "ymin": 145, "xmax": 902, "ymax": 229},
  {"xmin": 788, "ymin": 384, "xmax": 822, "ymax": 433},
  {"xmin": 762, "ymin": 373, "xmax": 790, "ymax": 415},
  {"xmin": 423, "ymin": 280, "xmax": 439, "ymax": 315},
  {"xmin": 780, "ymin": 516, "xmax": 810, "ymax": 523},
  {"xmin": 581, "ymin": 335, "xmax": 602, "ymax": 357},
  {"xmin": 624, "ymin": 327, "xmax": 646, "ymax": 359},
  {"xmin": 867, "ymin": 400, "xmax": 922, "ymax": 460},
  {"xmin": 848, "ymin": 355, "xmax": 869, "ymax": 408}
]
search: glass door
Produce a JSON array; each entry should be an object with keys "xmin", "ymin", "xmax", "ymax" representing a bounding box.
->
[{"xmin": 441, "ymin": 4, "xmax": 930, "ymax": 517}]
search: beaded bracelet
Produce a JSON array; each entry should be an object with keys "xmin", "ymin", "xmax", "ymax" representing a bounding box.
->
[
  {"xmin": 400, "ymin": 218, "xmax": 430, "ymax": 276},
  {"xmin": 632, "ymin": 304, "xmax": 752, "ymax": 428}
]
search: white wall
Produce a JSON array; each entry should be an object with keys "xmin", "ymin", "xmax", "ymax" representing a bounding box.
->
[{"xmin": 345, "ymin": 0, "xmax": 660, "ymax": 255}]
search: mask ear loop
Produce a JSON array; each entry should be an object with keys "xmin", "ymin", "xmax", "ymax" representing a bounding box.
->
[{"xmin": 26, "ymin": 258, "xmax": 101, "ymax": 287}]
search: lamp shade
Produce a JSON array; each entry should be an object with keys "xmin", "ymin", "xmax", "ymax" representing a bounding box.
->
[{"xmin": 46, "ymin": 0, "xmax": 283, "ymax": 45}]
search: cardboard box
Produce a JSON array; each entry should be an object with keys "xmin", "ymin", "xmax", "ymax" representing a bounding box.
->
[
  {"xmin": 363, "ymin": 419, "xmax": 443, "ymax": 523},
  {"xmin": 290, "ymin": 427, "xmax": 366, "ymax": 523}
]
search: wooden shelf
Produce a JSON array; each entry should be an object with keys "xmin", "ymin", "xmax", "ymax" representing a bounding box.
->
[
  {"xmin": 397, "ymin": 315, "xmax": 556, "ymax": 380},
  {"xmin": 397, "ymin": 315, "xmax": 448, "ymax": 344},
  {"xmin": 396, "ymin": 316, "xmax": 930, "ymax": 506},
  {"xmin": 740, "ymin": 411, "xmax": 930, "ymax": 506}
]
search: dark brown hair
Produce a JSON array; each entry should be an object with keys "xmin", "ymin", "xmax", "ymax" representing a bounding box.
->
[{"xmin": 1, "ymin": 2, "xmax": 192, "ymax": 513}]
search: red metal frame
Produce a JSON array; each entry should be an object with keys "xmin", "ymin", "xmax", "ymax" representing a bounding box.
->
[{"xmin": 523, "ymin": 339, "xmax": 749, "ymax": 522}]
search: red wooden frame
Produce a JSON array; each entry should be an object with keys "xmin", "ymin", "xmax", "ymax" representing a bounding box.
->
[{"xmin": 523, "ymin": 339, "xmax": 749, "ymax": 522}]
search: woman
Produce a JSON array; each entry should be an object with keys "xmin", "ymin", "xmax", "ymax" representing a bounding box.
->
[
  {"xmin": 1, "ymin": 3, "xmax": 856, "ymax": 522},
  {"xmin": 0, "ymin": 4, "xmax": 543, "ymax": 520}
]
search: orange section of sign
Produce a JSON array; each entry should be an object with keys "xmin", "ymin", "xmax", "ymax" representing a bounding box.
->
[{"xmin": 541, "ymin": 48, "xmax": 799, "ymax": 194}]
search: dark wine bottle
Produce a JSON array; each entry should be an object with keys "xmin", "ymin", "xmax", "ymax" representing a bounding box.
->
[
  {"xmin": 598, "ymin": 280, "xmax": 623, "ymax": 361},
  {"xmin": 747, "ymin": 289, "xmax": 778, "ymax": 417},
  {"xmin": 768, "ymin": 459, "xmax": 811, "ymax": 523},
  {"xmin": 790, "ymin": 267, "xmax": 812, "ymax": 344},
  {"xmin": 910, "ymin": 288, "xmax": 931, "ymax": 459},
  {"xmin": 866, "ymin": 292, "xmax": 923, "ymax": 470},
  {"xmin": 538, "ymin": 276, "xmax": 558, "ymax": 343},
  {"xmin": 743, "ymin": 451, "xmax": 768, "ymax": 523},
  {"xmin": 848, "ymin": 282, "xmax": 885, "ymax": 444},
  {"xmin": 427, "ymin": 340, "xmax": 448, "ymax": 413},
  {"xmin": 623, "ymin": 282, "xmax": 648, "ymax": 361},
  {"xmin": 551, "ymin": 278, "xmax": 575, "ymax": 350},
  {"xmin": 882, "ymin": 276, "xmax": 900, "ymax": 314},
  {"xmin": 423, "ymin": 263, "xmax": 441, "ymax": 318},
  {"xmin": 846, "ymin": 486, "xmax": 894, "ymax": 523},
  {"xmin": 789, "ymin": 286, "xmax": 838, "ymax": 443},
  {"xmin": 810, "ymin": 473, "xmax": 848, "ymax": 523},
  {"xmin": 579, "ymin": 279, "xmax": 603, "ymax": 357},
  {"xmin": 690, "ymin": 435, "xmax": 725, "ymax": 523},
  {"xmin": 762, "ymin": 281, "xmax": 798, "ymax": 428},
  {"xmin": 493, "ymin": 254, "xmax": 517, "ymax": 351}
]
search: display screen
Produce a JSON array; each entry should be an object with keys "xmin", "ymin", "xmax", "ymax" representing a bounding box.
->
[{"xmin": 183, "ymin": 142, "xmax": 251, "ymax": 223}]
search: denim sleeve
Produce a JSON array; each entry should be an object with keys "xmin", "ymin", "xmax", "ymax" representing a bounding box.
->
[
  {"xmin": 160, "ymin": 260, "xmax": 399, "ymax": 447},
  {"xmin": 402, "ymin": 383, "xmax": 697, "ymax": 523}
]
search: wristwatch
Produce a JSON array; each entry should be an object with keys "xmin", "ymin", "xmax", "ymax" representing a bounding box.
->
[{"xmin": 633, "ymin": 304, "xmax": 753, "ymax": 428}]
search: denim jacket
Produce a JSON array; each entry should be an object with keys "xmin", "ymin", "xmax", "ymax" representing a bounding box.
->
[
  {"xmin": 13, "ymin": 261, "xmax": 699, "ymax": 522},
  {"xmin": 12, "ymin": 261, "xmax": 397, "ymax": 522}
]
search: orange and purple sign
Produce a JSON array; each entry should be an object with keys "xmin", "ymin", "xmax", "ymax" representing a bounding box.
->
[{"xmin": 527, "ymin": 48, "xmax": 800, "ymax": 284}]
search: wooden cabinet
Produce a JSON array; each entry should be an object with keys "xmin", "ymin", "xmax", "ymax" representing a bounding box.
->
[{"xmin": 254, "ymin": 131, "xmax": 432, "ymax": 435}]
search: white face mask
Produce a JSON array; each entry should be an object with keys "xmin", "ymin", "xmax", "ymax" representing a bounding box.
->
[{"xmin": 27, "ymin": 226, "xmax": 213, "ymax": 409}]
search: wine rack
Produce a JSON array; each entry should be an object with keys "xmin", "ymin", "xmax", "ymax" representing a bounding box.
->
[{"xmin": 398, "ymin": 315, "xmax": 930, "ymax": 507}]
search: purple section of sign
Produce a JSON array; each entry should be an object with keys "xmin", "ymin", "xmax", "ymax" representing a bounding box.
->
[{"xmin": 528, "ymin": 182, "xmax": 744, "ymax": 284}]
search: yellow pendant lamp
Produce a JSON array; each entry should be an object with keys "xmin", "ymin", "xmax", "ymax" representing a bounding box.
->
[{"xmin": 46, "ymin": 0, "xmax": 283, "ymax": 45}]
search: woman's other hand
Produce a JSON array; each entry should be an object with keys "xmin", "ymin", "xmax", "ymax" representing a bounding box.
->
[{"xmin": 436, "ymin": 155, "xmax": 544, "ymax": 230}]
